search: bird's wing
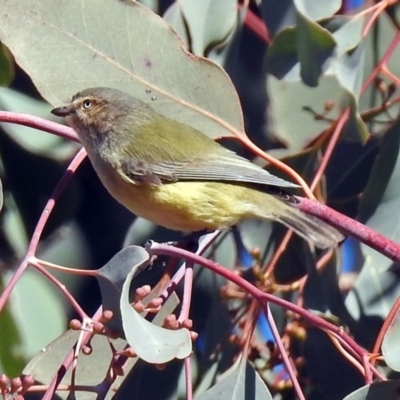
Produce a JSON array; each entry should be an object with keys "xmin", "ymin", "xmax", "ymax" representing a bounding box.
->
[{"xmin": 120, "ymin": 151, "xmax": 299, "ymax": 188}]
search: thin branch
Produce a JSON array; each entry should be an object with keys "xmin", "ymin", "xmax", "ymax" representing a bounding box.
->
[
  {"xmin": 263, "ymin": 304, "xmax": 305, "ymax": 400},
  {"xmin": 0, "ymin": 111, "xmax": 79, "ymax": 142},
  {"xmin": 149, "ymin": 243, "xmax": 368, "ymax": 362},
  {"xmin": 297, "ymin": 197, "xmax": 400, "ymax": 265}
]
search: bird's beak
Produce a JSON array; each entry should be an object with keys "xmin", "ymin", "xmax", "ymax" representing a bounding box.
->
[{"xmin": 51, "ymin": 105, "xmax": 74, "ymax": 117}]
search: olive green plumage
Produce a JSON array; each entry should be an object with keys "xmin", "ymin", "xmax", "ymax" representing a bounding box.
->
[{"xmin": 51, "ymin": 87, "xmax": 342, "ymax": 248}]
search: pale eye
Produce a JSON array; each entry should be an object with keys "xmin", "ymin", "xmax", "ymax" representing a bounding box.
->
[{"xmin": 82, "ymin": 99, "xmax": 92, "ymax": 110}]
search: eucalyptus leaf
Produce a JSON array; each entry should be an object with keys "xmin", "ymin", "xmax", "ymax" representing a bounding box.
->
[
  {"xmin": 346, "ymin": 118, "xmax": 400, "ymax": 338},
  {"xmin": 303, "ymin": 254, "xmax": 343, "ymax": 316},
  {"xmin": 0, "ymin": 87, "xmax": 76, "ymax": 158},
  {"xmin": 163, "ymin": 3, "xmax": 189, "ymax": 50},
  {"xmin": 304, "ymin": 329, "xmax": 365, "ymax": 399},
  {"xmin": 120, "ymin": 247, "xmax": 192, "ymax": 363},
  {"xmin": 23, "ymin": 330, "xmax": 128, "ymax": 399},
  {"xmin": 333, "ymin": 44, "xmax": 365, "ymax": 102},
  {"xmin": 382, "ymin": 309, "xmax": 400, "ymax": 371},
  {"xmin": 326, "ymin": 15, "xmax": 365, "ymax": 57},
  {"xmin": 341, "ymin": 101, "xmax": 369, "ymax": 143},
  {"xmin": 0, "ymin": 275, "xmax": 25, "ymax": 376},
  {"xmin": 172, "ymin": 0, "xmax": 238, "ymax": 56},
  {"xmin": 260, "ymin": 0, "xmax": 296, "ymax": 36},
  {"xmin": 96, "ymin": 246, "xmax": 151, "ymax": 333},
  {"xmin": 0, "ymin": 0, "xmax": 244, "ymax": 140},
  {"xmin": 328, "ymin": 41, "xmax": 367, "ymax": 145},
  {"xmin": 196, "ymin": 355, "xmax": 272, "ymax": 400},
  {"xmin": 342, "ymin": 380, "xmax": 400, "ymax": 400},
  {"xmin": 293, "ymin": 0, "xmax": 341, "ymax": 21},
  {"xmin": 5, "ymin": 269, "xmax": 66, "ymax": 359},
  {"xmin": 0, "ymin": 43, "xmax": 14, "ymax": 86},
  {"xmin": 358, "ymin": 118, "xmax": 400, "ymax": 222},
  {"xmin": 295, "ymin": 11, "xmax": 336, "ymax": 87},
  {"xmin": 265, "ymin": 28, "xmax": 299, "ymax": 81},
  {"xmin": 267, "ymin": 74, "xmax": 344, "ymax": 150}
]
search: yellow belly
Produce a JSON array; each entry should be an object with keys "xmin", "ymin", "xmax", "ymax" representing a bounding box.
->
[
  {"xmin": 100, "ymin": 174, "xmax": 263, "ymax": 231},
  {"xmin": 89, "ymin": 156, "xmax": 342, "ymax": 248}
]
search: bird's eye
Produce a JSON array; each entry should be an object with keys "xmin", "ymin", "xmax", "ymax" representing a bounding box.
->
[{"xmin": 82, "ymin": 99, "xmax": 92, "ymax": 110}]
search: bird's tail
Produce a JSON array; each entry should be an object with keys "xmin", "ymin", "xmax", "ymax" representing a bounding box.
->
[
  {"xmin": 275, "ymin": 207, "xmax": 343, "ymax": 248},
  {"xmin": 258, "ymin": 192, "xmax": 343, "ymax": 249}
]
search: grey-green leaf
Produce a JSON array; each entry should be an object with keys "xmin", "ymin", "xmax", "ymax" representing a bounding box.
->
[
  {"xmin": 120, "ymin": 248, "xmax": 191, "ymax": 363},
  {"xmin": 96, "ymin": 246, "xmax": 151, "ymax": 333},
  {"xmin": 196, "ymin": 355, "xmax": 272, "ymax": 400},
  {"xmin": 382, "ymin": 309, "xmax": 400, "ymax": 371},
  {"xmin": 294, "ymin": 0, "xmax": 341, "ymax": 21},
  {"xmin": 0, "ymin": 0, "xmax": 244, "ymax": 140},
  {"xmin": 346, "ymin": 119, "xmax": 400, "ymax": 334},
  {"xmin": 296, "ymin": 11, "xmax": 336, "ymax": 87},
  {"xmin": 0, "ymin": 43, "xmax": 14, "ymax": 86},
  {"xmin": 164, "ymin": 0, "xmax": 238, "ymax": 57},
  {"xmin": 342, "ymin": 380, "xmax": 400, "ymax": 399}
]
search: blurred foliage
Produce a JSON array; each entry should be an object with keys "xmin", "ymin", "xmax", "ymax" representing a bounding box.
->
[{"xmin": 1, "ymin": 0, "xmax": 400, "ymax": 399}]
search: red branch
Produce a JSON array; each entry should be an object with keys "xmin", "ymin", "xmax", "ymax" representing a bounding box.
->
[{"xmin": 297, "ymin": 197, "xmax": 400, "ymax": 265}]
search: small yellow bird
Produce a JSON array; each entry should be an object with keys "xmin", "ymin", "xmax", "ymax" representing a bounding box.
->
[{"xmin": 51, "ymin": 87, "xmax": 343, "ymax": 248}]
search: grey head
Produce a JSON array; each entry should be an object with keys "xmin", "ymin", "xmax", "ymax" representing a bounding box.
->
[{"xmin": 51, "ymin": 87, "xmax": 153, "ymax": 137}]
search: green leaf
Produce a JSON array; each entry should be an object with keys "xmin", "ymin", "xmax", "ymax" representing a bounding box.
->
[
  {"xmin": 0, "ymin": 43, "xmax": 14, "ymax": 87},
  {"xmin": 0, "ymin": 87, "xmax": 76, "ymax": 158},
  {"xmin": 265, "ymin": 28, "xmax": 299, "ymax": 81},
  {"xmin": 296, "ymin": 11, "xmax": 336, "ymax": 87},
  {"xmin": 341, "ymin": 104, "xmax": 369, "ymax": 143},
  {"xmin": 266, "ymin": 13, "xmax": 366, "ymax": 92},
  {"xmin": 342, "ymin": 381, "xmax": 400, "ymax": 400},
  {"xmin": 345, "ymin": 119, "xmax": 400, "ymax": 331},
  {"xmin": 163, "ymin": 3, "xmax": 189, "ymax": 50},
  {"xmin": 0, "ymin": 0, "xmax": 244, "ymax": 140},
  {"xmin": 326, "ymin": 15, "xmax": 365, "ymax": 57},
  {"xmin": 267, "ymin": 75, "xmax": 345, "ymax": 151},
  {"xmin": 120, "ymin": 246, "xmax": 192, "ymax": 363},
  {"xmin": 0, "ymin": 275, "xmax": 25, "ymax": 376},
  {"xmin": 23, "ymin": 330, "xmax": 129, "ymax": 398},
  {"xmin": 170, "ymin": 0, "xmax": 238, "ymax": 56},
  {"xmin": 358, "ymin": 117, "xmax": 400, "ymax": 223},
  {"xmin": 382, "ymin": 309, "xmax": 400, "ymax": 371},
  {"xmin": 96, "ymin": 245, "xmax": 153, "ymax": 334},
  {"xmin": 293, "ymin": 0, "xmax": 341, "ymax": 21},
  {"xmin": 196, "ymin": 355, "xmax": 272, "ymax": 400},
  {"xmin": 334, "ymin": 44, "xmax": 365, "ymax": 101},
  {"xmin": 4, "ymin": 269, "xmax": 66, "ymax": 361}
]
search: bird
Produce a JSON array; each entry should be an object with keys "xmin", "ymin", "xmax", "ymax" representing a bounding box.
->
[{"xmin": 51, "ymin": 87, "xmax": 343, "ymax": 249}]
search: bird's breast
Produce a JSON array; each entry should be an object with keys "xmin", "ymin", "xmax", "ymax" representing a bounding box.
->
[{"xmin": 87, "ymin": 154, "xmax": 262, "ymax": 231}]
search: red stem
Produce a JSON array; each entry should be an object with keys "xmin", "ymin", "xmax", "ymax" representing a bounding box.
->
[
  {"xmin": 0, "ymin": 111, "xmax": 78, "ymax": 142},
  {"xmin": 149, "ymin": 243, "xmax": 368, "ymax": 362},
  {"xmin": 297, "ymin": 197, "xmax": 400, "ymax": 265},
  {"xmin": 263, "ymin": 304, "xmax": 305, "ymax": 400}
]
